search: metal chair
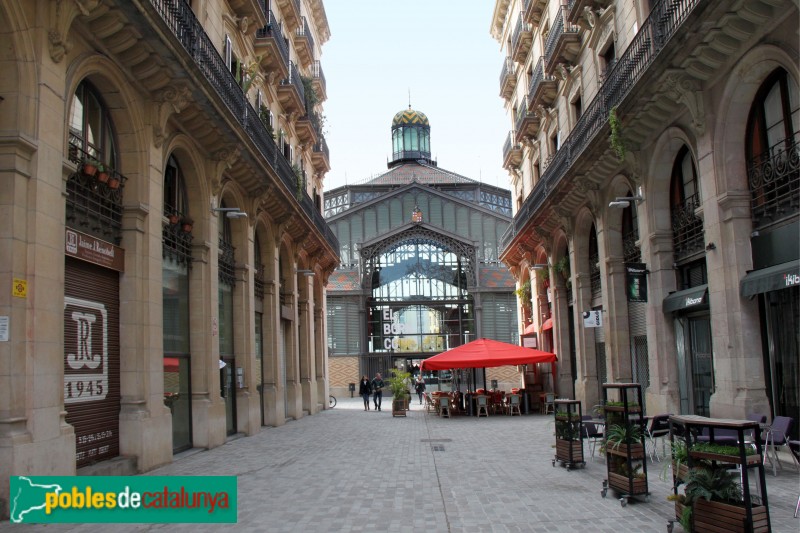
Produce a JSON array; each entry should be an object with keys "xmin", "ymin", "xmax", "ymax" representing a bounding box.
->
[
  {"xmin": 581, "ymin": 415, "xmax": 603, "ymax": 460},
  {"xmin": 645, "ymin": 414, "xmax": 672, "ymax": 462},
  {"xmin": 761, "ymin": 416, "xmax": 797, "ymax": 475},
  {"xmin": 438, "ymin": 396, "xmax": 451, "ymax": 418},
  {"xmin": 476, "ymin": 395, "xmax": 489, "ymax": 417},
  {"xmin": 507, "ymin": 394, "xmax": 521, "ymax": 416},
  {"xmin": 542, "ymin": 393, "xmax": 555, "ymax": 415}
]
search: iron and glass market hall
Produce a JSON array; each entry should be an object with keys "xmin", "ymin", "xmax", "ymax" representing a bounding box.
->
[{"xmin": 324, "ymin": 109, "xmax": 522, "ymax": 392}]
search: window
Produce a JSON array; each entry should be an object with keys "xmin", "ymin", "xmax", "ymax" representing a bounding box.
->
[
  {"xmin": 670, "ymin": 146, "xmax": 705, "ymax": 272},
  {"xmin": 69, "ymin": 81, "xmax": 117, "ymax": 167},
  {"xmin": 163, "ymin": 155, "xmax": 188, "ymax": 218},
  {"xmin": 572, "ymin": 94, "xmax": 582, "ymax": 122}
]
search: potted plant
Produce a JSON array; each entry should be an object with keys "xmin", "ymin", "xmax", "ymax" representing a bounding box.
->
[
  {"xmin": 387, "ymin": 369, "xmax": 412, "ymax": 417},
  {"xmin": 168, "ymin": 211, "xmax": 180, "ymax": 225},
  {"xmin": 181, "ymin": 216, "xmax": 194, "ymax": 233},
  {"xmin": 96, "ymin": 163, "xmax": 110, "ymax": 183},
  {"xmin": 82, "ymin": 157, "xmax": 100, "ymax": 177},
  {"xmin": 554, "ymin": 257, "xmax": 570, "ymax": 281},
  {"xmin": 605, "ymin": 423, "xmax": 644, "ymax": 457},
  {"xmin": 535, "ymin": 267, "xmax": 550, "ymax": 289},
  {"xmin": 292, "ymin": 163, "xmax": 304, "ymax": 201},
  {"xmin": 107, "ymin": 172, "xmax": 120, "ymax": 190},
  {"xmin": 609, "ymin": 106, "xmax": 626, "ymax": 161},
  {"xmin": 514, "ymin": 279, "xmax": 532, "ymax": 315}
]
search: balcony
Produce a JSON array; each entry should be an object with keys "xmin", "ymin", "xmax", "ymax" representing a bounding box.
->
[
  {"xmin": 527, "ymin": 57, "xmax": 557, "ymax": 109},
  {"xmin": 511, "ymin": 15, "xmax": 533, "ymax": 64},
  {"xmin": 748, "ymin": 135, "xmax": 800, "ymax": 231},
  {"xmin": 229, "ymin": 0, "xmax": 267, "ymax": 29},
  {"xmin": 277, "ymin": 61, "xmax": 305, "ymax": 114},
  {"xmin": 503, "ymin": 131, "xmax": 523, "ymax": 169},
  {"xmin": 275, "ymin": 0, "xmax": 301, "ymax": 30},
  {"xmin": 524, "ymin": 0, "xmax": 547, "ymax": 25},
  {"xmin": 295, "ymin": 116, "xmax": 317, "ymax": 144},
  {"xmin": 567, "ymin": 0, "xmax": 613, "ymax": 26},
  {"xmin": 254, "ymin": 9, "xmax": 289, "ymax": 80},
  {"xmin": 312, "ymin": 137, "xmax": 331, "ymax": 173},
  {"xmin": 544, "ymin": 6, "xmax": 580, "ymax": 75},
  {"xmin": 148, "ymin": 0, "xmax": 339, "ymax": 255},
  {"xmin": 312, "ymin": 60, "xmax": 327, "ymax": 102},
  {"xmin": 293, "ymin": 16, "xmax": 315, "ymax": 68},
  {"xmin": 514, "ymin": 103, "xmax": 540, "ymax": 143},
  {"xmin": 499, "ymin": 57, "xmax": 517, "ymax": 100}
]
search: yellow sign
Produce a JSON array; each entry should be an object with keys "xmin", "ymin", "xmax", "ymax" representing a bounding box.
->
[{"xmin": 13, "ymin": 278, "xmax": 27, "ymax": 298}]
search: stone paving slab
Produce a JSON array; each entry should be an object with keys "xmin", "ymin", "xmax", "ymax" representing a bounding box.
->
[{"xmin": 7, "ymin": 396, "xmax": 800, "ymax": 532}]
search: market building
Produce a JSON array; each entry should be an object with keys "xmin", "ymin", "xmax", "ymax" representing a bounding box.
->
[
  {"xmin": 324, "ymin": 109, "xmax": 527, "ymax": 394},
  {"xmin": 491, "ymin": 0, "xmax": 798, "ymax": 431},
  {"xmin": 0, "ymin": 0, "xmax": 337, "ymax": 516}
]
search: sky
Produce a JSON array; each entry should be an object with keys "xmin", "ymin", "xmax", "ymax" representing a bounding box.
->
[{"xmin": 320, "ymin": 1, "xmax": 510, "ymax": 191}]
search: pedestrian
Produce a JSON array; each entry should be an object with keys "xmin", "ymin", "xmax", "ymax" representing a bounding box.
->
[
  {"xmin": 414, "ymin": 376, "xmax": 426, "ymax": 405},
  {"xmin": 371, "ymin": 372, "xmax": 385, "ymax": 411},
  {"xmin": 358, "ymin": 375, "xmax": 372, "ymax": 411}
]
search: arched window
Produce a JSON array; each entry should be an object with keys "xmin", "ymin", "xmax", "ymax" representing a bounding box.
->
[
  {"xmin": 670, "ymin": 146, "xmax": 705, "ymax": 286},
  {"xmin": 163, "ymin": 155, "xmax": 189, "ymax": 220},
  {"xmin": 69, "ymin": 81, "xmax": 118, "ymax": 169},
  {"xmin": 746, "ymin": 68, "xmax": 800, "ymax": 230}
]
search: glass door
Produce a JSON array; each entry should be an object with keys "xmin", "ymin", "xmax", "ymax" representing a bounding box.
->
[{"xmin": 688, "ymin": 316, "xmax": 714, "ymax": 417}]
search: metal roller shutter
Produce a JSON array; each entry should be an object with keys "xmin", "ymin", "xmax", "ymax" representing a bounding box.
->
[
  {"xmin": 64, "ymin": 257, "xmax": 121, "ymax": 467},
  {"xmin": 628, "ymin": 300, "xmax": 650, "ymax": 409}
]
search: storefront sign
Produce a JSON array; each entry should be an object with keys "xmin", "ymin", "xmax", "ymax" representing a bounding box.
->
[
  {"xmin": 625, "ymin": 263, "xmax": 648, "ymax": 302},
  {"xmin": 64, "ymin": 296, "xmax": 109, "ymax": 404},
  {"xmin": 65, "ymin": 229, "xmax": 124, "ymax": 272},
  {"xmin": 583, "ymin": 310, "xmax": 602, "ymax": 328}
]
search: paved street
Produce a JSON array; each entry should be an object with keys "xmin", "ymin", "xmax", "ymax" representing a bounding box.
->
[{"xmin": 9, "ymin": 397, "xmax": 800, "ymax": 532}]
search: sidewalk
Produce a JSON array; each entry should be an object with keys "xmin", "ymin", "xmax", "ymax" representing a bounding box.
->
[{"xmin": 11, "ymin": 396, "xmax": 800, "ymax": 532}]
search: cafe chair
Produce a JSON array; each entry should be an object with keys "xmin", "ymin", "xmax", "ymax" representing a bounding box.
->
[
  {"xmin": 476, "ymin": 395, "xmax": 489, "ymax": 418},
  {"xmin": 507, "ymin": 394, "xmax": 521, "ymax": 416},
  {"xmin": 438, "ymin": 396, "xmax": 451, "ymax": 418},
  {"xmin": 760, "ymin": 416, "xmax": 797, "ymax": 476},
  {"xmin": 542, "ymin": 393, "xmax": 555, "ymax": 415},
  {"xmin": 645, "ymin": 414, "xmax": 672, "ymax": 462},
  {"xmin": 788, "ymin": 440, "xmax": 800, "ymax": 517},
  {"xmin": 424, "ymin": 393, "xmax": 436, "ymax": 414},
  {"xmin": 581, "ymin": 415, "xmax": 603, "ymax": 460}
]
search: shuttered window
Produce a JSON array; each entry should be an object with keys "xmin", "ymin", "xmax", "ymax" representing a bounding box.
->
[
  {"xmin": 480, "ymin": 293, "xmax": 519, "ymax": 344},
  {"xmin": 327, "ymin": 297, "xmax": 360, "ymax": 355}
]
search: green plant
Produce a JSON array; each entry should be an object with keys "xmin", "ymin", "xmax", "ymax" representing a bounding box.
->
[
  {"xmin": 514, "ymin": 279, "xmax": 532, "ymax": 312},
  {"xmin": 554, "ymin": 257, "xmax": 570, "ymax": 280},
  {"xmin": 555, "ymin": 419, "xmax": 581, "ymax": 440},
  {"xmin": 690, "ymin": 442, "xmax": 757, "ymax": 457},
  {"xmin": 605, "ymin": 423, "xmax": 643, "ymax": 450},
  {"xmin": 660, "ymin": 440, "xmax": 689, "ymax": 482},
  {"xmin": 292, "ymin": 163, "xmax": 304, "ymax": 201},
  {"xmin": 259, "ymin": 105, "xmax": 274, "ymax": 139},
  {"xmin": 387, "ymin": 369, "xmax": 411, "ymax": 399},
  {"xmin": 615, "ymin": 459, "xmax": 644, "ymax": 479},
  {"xmin": 236, "ymin": 57, "xmax": 262, "ymax": 94},
  {"xmin": 535, "ymin": 268, "xmax": 549, "ymax": 284},
  {"xmin": 609, "ymin": 106, "xmax": 625, "ymax": 161},
  {"xmin": 683, "ymin": 466, "xmax": 742, "ymax": 507},
  {"xmin": 603, "ymin": 400, "xmax": 640, "ymax": 408}
]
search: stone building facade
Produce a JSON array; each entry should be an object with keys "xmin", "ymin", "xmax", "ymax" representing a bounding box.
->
[
  {"xmin": 0, "ymin": 0, "xmax": 337, "ymax": 516},
  {"xmin": 492, "ymin": 0, "xmax": 798, "ymax": 426}
]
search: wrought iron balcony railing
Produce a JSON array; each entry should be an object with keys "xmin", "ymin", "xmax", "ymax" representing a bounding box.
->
[
  {"xmin": 149, "ymin": 0, "xmax": 339, "ymax": 252},
  {"xmin": 218, "ymin": 238, "xmax": 237, "ymax": 286},
  {"xmin": 527, "ymin": 57, "xmax": 556, "ymax": 109},
  {"xmin": 671, "ymin": 193, "xmax": 704, "ymax": 261},
  {"xmin": 748, "ymin": 135, "xmax": 800, "ymax": 230},
  {"xmin": 281, "ymin": 60, "xmax": 305, "ymax": 106},
  {"xmin": 499, "ymin": 57, "xmax": 516, "ymax": 99},
  {"xmin": 294, "ymin": 16, "xmax": 315, "ymax": 66},
  {"xmin": 312, "ymin": 60, "xmax": 327, "ymax": 100},
  {"xmin": 255, "ymin": 7, "xmax": 290, "ymax": 70},
  {"xmin": 511, "ymin": 14, "xmax": 533, "ymax": 63},
  {"xmin": 501, "ymin": 0, "xmax": 701, "ymax": 255},
  {"xmin": 544, "ymin": 5, "xmax": 579, "ymax": 74}
]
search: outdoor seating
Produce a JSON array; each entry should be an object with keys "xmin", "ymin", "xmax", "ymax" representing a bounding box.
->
[
  {"xmin": 424, "ymin": 392, "xmax": 436, "ymax": 413},
  {"xmin": 541, "ymin": 393, "xmax": 555, "ymax": 415},
  {"xmin": 645, "ymin": 414, "xmax": 672, "ymax": 462},
  {"xmin": 507, "ymin": 394, "xmax": 521, "ymax": 416},
  {"xmin": 760, "ymin": 416, "xmax": 797, "ymax": 475},
  {"xmin": 476, "ymin": 395, "xmax": 489, "ymax": 417},
  {"xmin": 581, "ymin": 415, "xmax": 603, "ymax": 460},
  {"xmin": 438, "ymin": 395, "xmax": 451, "ymax": 418}
]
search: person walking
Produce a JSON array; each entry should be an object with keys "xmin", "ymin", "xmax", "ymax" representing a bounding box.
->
[
  {"xmin": 371, "ymin": 372, "xmax": 385, "ymax": 411},
  {"xmin": 414, "ymin": 376, "xmax": 426, "ymax": 405},
  {"xmin": 358, "ymin": 375, "xmax": 372, "ymax": 411}
]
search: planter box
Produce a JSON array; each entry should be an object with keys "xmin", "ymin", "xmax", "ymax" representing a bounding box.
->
[
  {"xmin": 392, "ymin": 399, "xmax": 407, "ymax": 417},
  {"xmin": 606, "ymin": 442, "xmax": 645, "ymax": 459},
  {"xmin": 672, "ymin": 462, "xmax": 689, "ymax": 482},
  {"xmin": 689, "ymin": 450, "xmax": 761, "ymax": 466},
  {"xmin": 604, "ymin": 405, "xmax": 642, "ymax": 413},
  {"xmin": 555, "ymin": 438, "xmax": 583, "ymax": 462},
  {"xmin": 675, "ymin": 501, "xmax": 685, "ymax": 521},
  {"xmin": 693, "ymin": 499, "xmax": 769, "ymax": 533},
  {"xmin": 607, "ymin": 471, "xmax": 647, "ymax": 495}
]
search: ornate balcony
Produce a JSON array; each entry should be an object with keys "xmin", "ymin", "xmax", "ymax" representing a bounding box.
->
[
  {"xmin": 566, "ymin": 0, "xmax": 613, "ymax": 26},
  {"xmin": 255, "ymin": 8, "xmax": 289, "ymax": 80},
  {"xmin": 748, "ymin": 135, "xmax": 800, "ymax": 231},
  {"xmin": 229, "ymin": 0, "xmax": 267, "ymax": 29},
  {"xmin": 514, "ymin": 103, "xmax": 540, "ymax": 144},
  {"xmin": 672, "ymin": 193, "xmax": 704, "ymax": 261},
  {"xmin": 503, "ymin": 131, "xmax": 523, "ymax": 169},
  {"xmin": 312, "ymin": 137, "xmax": 331, "ymax": 173},
  {"xmin": 499, "ymin": 57, "xmax": 517, "ymax": 100},
  {"xmin": 294, "ymin": 16, "xmax": 315, "ymax": 68},
  {"xmin": 527, "ymin": 57, "xmax": 557, "ymax": 109},
  {"xmin": 275, "ymin": 0, "xmax": 301, "ymax": 30},
  {"xmin": 511, "ymin": 15, "xmax": 533, "ymax": 64},
  {"xmin": 544, "ymin": 6, "xmax": 580, "ymax": 75},
  {"xmin": 295, "ymin": 114, "xmax": 317, "ymax": 144},
  {"xmin": 277, "ymin": 61, "xmax": 305, "ymax": 114},
  {"xmin": 524, "ymin": 0, "xmax": 547, "ymax": 25},
  {"xmin": 312, "ymin": 60, "xmax": 327, "ymax": 102}
]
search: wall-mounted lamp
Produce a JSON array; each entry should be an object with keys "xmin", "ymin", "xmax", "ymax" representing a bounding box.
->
[
  {"xmin": 706, "ymin": 242, "xmax": 716, "ymax": 251},
  {"xmin": 212, "ymin": 207, "xmax": 248, "ymax": 218},
  {"xmin": 295, "ymin": 269, "xmax": 315, "ymax": 276},
  {"xmin": 531, "ymin": 264, "xmax": 549, "ymax": 270},
  {"xmin": 608, "ymin": 186, "xmax": 644, "ymax": 209}
]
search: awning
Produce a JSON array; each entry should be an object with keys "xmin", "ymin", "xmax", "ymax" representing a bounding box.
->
[
  {"xmin": 419, "ymin": 338, "xmax": 557, "ymax": 371},
  {"xmin": 663, "ymin": 284, "xmax": 708, "ymax": 313},
  {"xmin": 542, "ymin": 317, "xmax": 553, "ymax": 330},
  {"xmin": 523, "ymin": 322, "xmax": 537, "ymax": 334},
  {"xmin": 740, "ymin": 259, "xmax": 800, "ymax": 297}
]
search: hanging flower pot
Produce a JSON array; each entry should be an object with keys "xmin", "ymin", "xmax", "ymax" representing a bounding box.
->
[
  {"xmin": 82, "ymin": 159, "xmax": 98, "ymax": 177},
  {"xmin": 96, "ymin": 164, "xmax": 109, "ymax": 183},
  {"xmin": 181, "ymin": 217, "xmax": 194, "ymax": 233},
  {"xmin": 107, "ymin": 175, "xmax": 120, "ymax": 189},
  {"xmin": 168, "ymin": 213, "xmax": 180, "ymax": 225}
]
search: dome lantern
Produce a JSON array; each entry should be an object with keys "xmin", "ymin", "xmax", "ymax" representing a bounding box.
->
[{"xmin": 389, "ymin": 106, "xmax": 435, "ymax": 168}]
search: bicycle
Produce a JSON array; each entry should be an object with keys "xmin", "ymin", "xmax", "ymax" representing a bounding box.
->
[{"xmin": 329, "ymin": 395, "xmax": 337, "ymax": 408}]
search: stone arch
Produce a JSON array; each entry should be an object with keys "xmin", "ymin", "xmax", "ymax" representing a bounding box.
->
[
  {"xmin": 64, "ymin": 53, "xmax": 148, "ymax": 207},
  {"xmin": 163, "ymin": 135, "xmax": 210, "ymax": 228},
  {"xmin": 713, "ymin": 44, "xmax": 800, "ymax": 196},
  {"xmin": 218, "ymin": 180, "xmax": 250, "ymax": 261},
  {"xmin": 603, "ymin": 174, "xmax": 639, "ymax": 261},
  {"xmin": 573, "ymin": 207, "xmax": 596, "ymax": 278},
  {"xmin": 645, "ymin": 126, "xmax": 697, "ymax": 237}
]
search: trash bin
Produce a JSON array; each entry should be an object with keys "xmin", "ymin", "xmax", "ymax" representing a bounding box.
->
[
  {"xmin": 491, "ymin": 379, "xmax": 498, "ymax": 389},
  {"xmin": 348, "ymin": 383, "xmax": 356, "ymax": 398},
  {"xmin": 521, "ymin": 388, "xmax": 529, "ymax": 414}
]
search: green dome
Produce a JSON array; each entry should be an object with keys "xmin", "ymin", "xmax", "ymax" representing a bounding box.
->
[{"xmin": 392, "ymin": 108, "xmax": 430, "ymax": 127}]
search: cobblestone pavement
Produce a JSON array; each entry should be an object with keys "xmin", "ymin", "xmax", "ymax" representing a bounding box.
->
[{"xmin": 9, "ymin": 397, "xmax": 800, "ymax": 532}]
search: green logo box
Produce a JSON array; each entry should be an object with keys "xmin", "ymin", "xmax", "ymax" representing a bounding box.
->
[{"xmin": 9, "ymin": 475, "xmax": 237, "ymax": 523}]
